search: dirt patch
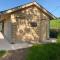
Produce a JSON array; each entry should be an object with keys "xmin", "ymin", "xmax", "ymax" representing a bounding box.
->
[{"xmin": 1, "ymin": 48, "xmax": 29, "ymax": 60}]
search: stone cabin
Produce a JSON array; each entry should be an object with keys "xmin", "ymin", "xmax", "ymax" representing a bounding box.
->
[{"xmin": 0, "ymin": 2, "xmax": 55, "ymax": 43}]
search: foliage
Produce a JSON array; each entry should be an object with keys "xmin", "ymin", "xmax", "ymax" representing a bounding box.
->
[
  {"xmin": 57, "ymin": 32, "xmax": 60, "ymax": 43},
  {"xmin": 49, "ymin": 29, "xmax": 58, "ymax": 38},
  {"xmin": 50, "ymin": 19, "xmax": 60, "ymax": 29},
  {"xmin": 26, "ymin": 44, "xmax": 60, "ymax": 60},
  {"xmin": 0, "ymin": 50, "xmax": 6, "ymax": 57}
]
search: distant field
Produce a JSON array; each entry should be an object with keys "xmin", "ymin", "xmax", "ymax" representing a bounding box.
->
[{"xmin": 50, "ymin": 19, "xmax": 60, "ymax": 29}]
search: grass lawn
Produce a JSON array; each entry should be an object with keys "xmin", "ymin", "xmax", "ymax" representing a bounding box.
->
[
  {"xmin": 0, "ymin": 51, "xmax": 6, "ymax": 57},
  {"xmin": 26, "ymin": 43, "xmax": 60, "ymax": 60}
]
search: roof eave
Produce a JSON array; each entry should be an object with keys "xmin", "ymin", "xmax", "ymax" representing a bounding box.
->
[
  {"xmin": 33, "ymin": 2, "xmax": 56, "ymax": 19},
  {"xmin": 0, "ymin": 2, "xmax": 56, "ymax": 19}
]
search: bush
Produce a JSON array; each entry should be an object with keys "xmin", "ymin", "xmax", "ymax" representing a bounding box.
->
[
  {"xmin": 57, "ymin": 32, "xmax": 60, "ymax": 43},
  {"xmin": 0, "ymin": 50, "xmax": 6, "ymax": 57},
  {"xmin": 26, "ymin": 44, "xmax": 60, "ymax": 60},
  {"xmin": 50, "ymin": 29, "xmax": 58, "ymax": 38}
]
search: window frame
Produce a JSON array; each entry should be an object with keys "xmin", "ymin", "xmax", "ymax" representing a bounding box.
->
[
  {"xmin": 30, "ymin": 21, "xmax": 37, "ymax": 27},
  {"xmin": 0, "ymin": 21, "xmax": 4, "ymax": 33}
]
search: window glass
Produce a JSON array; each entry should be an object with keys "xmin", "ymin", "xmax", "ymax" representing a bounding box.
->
[
  {"xmin": 0, "ymin": 22, "xmax": 3, "ymax": 32},
  {"xmin": 30, "ymin": 22, "xmax": 37, "ymax": 27}
]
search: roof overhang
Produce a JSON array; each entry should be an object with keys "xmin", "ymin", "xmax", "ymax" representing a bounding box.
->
[{"xmin": 0, "ymin": 2, "xmax": 56, "ymax": 19}]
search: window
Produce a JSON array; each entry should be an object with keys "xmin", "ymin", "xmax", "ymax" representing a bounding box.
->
[
  {"xmin": 0, "ymin": 22, "xmax": 4, "ymax": 32},
  {"xmin": 30, "ymin": 22, "xmax": 37, "ymax": 27}
]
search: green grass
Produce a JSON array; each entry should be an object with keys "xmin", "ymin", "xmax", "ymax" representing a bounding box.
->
[
  {"xmin": 50, "ymin": 19, "xmax": 60, "ymax": 29},
  {"xmin": 26, "ymin": 43, "xmax": 60, "ymax": 60},
  {"xmin": 0, "ymin": 51, "xmax": 6, "ymax": 57}
]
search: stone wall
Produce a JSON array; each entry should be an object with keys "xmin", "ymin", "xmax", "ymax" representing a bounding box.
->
[{"xmin": 10, "ymin": 6, "xmax": 50, "ymax": 43}]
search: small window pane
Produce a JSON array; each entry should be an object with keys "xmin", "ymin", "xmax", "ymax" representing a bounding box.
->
[
  {"xmin": 0, "ymin": 23, "xmax": 2, "ymax": 32},
  {"xmin": 30, "ymin": 22, "xmax": 37, "ymax": 27}
]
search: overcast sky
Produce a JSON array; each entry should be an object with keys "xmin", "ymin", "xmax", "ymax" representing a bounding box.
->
[{"xmin": 0, "ymin": 0, "xmax": 60, "ymax": 17}]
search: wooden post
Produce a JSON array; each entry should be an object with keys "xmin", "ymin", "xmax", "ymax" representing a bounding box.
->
[{"xmin": 11, "ymin": 14, "xmax": 17, "ymax": 44}]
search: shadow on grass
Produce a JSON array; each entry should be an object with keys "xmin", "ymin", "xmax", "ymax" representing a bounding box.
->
[{"xmin": 26, "ymin": 43, "xmax": 60, "ymax": 60}]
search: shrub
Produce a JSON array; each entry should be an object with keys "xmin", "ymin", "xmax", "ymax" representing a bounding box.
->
[
  {"xmin": 0, "ymin": 50, "xmax": 6, "ymax": 57},
  {"xmin": 50, "ymin": 29, "xmax": 58, "ymax": 38},
  {"xmin": 57, "ymin": 32, "xmax": 60, "ymax": 43}
]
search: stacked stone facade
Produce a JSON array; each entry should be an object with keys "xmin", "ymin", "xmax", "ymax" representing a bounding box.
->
[
  {"xmin": 10, "ymin": 5, "xmax": 50, "ymax": 43},
  {"xmin": 0, "ymin": 3, "xmax": 53, "ymax": 43}
]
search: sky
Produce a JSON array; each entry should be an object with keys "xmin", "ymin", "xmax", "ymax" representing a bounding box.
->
[{"xmin": 0, "ymin": 0, "xmax": 60, "ymax": 17}]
